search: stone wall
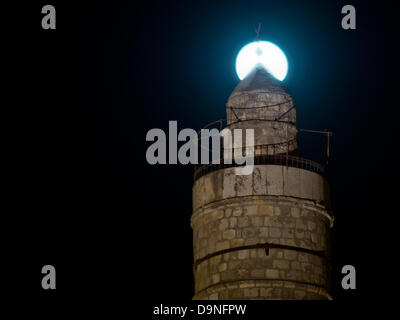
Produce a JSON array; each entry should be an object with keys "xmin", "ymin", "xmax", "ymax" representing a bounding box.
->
[
  {"xmin": 191, "ymin": 166, "xmax": 333, "ymax": 300},
  {"xmin": 193, "ymin": 165, "xmax": 331, "ymax": 212}
]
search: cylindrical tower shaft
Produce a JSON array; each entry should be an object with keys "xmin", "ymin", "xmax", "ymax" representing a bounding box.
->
[{"xmin": 191, "ymin": 66, "xmax": 333, "ymax": 300}]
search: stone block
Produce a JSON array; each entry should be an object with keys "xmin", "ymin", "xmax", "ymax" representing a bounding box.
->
[
  {"xmin": 212, "ymin": 210, "xmax": 224, "ymax": 220},
  {"xmin": 216, "ymin": 241, "xmax": 230, "ymax": 251},
  {"xmin": 238, "ymin": 216, "xmax": 250, "ymax": 228},
  {"xmin": 236, "ymin": 175, "xmax": 253, "ymax": 197},
  {"xmin": 282, "ymin": 228, "xmax": 294, "ymax": 239},
  {"xmin": 238, "ymin": 250, "xmax": 250, "ymax": 260},
  {"xmin": 218, "ymin": 263, "xmax": 227, "ymax": 272},
  {"xmin": 307, "ymin": 221, "xmax": 316, "ymax": 231},
  {"xmin": 284, "ymin": 250, "xmax": 297, "ymax": 260},
  {"xmin": 251, "ymin": 269, "xmax": 264, "ymax": 278},
  {"xmin": 244, "ymin": 288, "xmax": 259, "ymax": 298},
  {"xmin": 231, "ymin": 238, "xmax": 244, "ymax": 247},
  {"xmin": 260, "ymin": 287, "xmax": 273, "ymax": 297},
  {"xmin": 219, "ymin": 219, "xmax": 229, "ymax": 231},
  {"xmin": 222, "ymin": 169, "xmax": 236, "ymax": 198},
  {"xmin": 212, "ymin": 273, "xmax": 220, "ymax": 284},
  {"xmin": 266, "ymin": 269, "xmax": 279, "ymax": 279},
  {"xmin": 294, "ymin": 290, "xmax": 306, "ymax": 299},
  {"xmin": 245, "ymin": 205, "xmax": 258, "ymax": 216},
  {"xmin": 259, "ymin": 227, "xmax": 268, "ymax": 237},
  {"xmin": 251, "ymin": 216, "xmax": 263, "ymax": 227},
  {"xmin": 259, "ymin": 204, "xmax": 274, "ymax": 216},
  {"xmin": 239, "ymin": 280, "xmax": 255, "ymax": 288},
  {"xmin": 223, "ymin": 229, "xmax": 236, "ymax": 240},
  {"xmin": 273, "ymin": 259, "xmax": 290, "ymax": 269},
  {"xmin": 291, "ymin": 207, "xmax": 300, "ymax": 218},
  {"xmin": 233, "ymin": 207, "xmax": 242, "ymax": 217},
  {"xmin": 269, "ymin": 227, "xmax": 281, "ymax": 238},
  {"xmin": 209, "ymin": 293, "xmax": 218, "ymax": 300}
]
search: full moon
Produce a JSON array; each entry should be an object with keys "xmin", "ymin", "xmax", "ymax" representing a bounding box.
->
[{"xmin": 235, "ymin": 41, "xmax": 288, "ymax": 81}]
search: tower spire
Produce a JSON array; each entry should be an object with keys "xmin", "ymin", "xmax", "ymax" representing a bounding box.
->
[{"xmin": 254, "ymin": 23, "xmax": 261, "ymax": 41}]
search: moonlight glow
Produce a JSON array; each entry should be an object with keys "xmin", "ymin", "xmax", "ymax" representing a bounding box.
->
[{"xmin": 235, "ymin": 41, "xmax": 288, "ymax": 81}]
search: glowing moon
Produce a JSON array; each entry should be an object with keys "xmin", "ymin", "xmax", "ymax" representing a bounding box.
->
[{"xmin": 235, "ymin": 41, "xmax": 288, "ymax": 81}]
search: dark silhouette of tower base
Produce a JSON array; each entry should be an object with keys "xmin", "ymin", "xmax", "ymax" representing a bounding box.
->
[{"xmin": 191, "ymin": 67, "xmax": 333, "ymax": 300}]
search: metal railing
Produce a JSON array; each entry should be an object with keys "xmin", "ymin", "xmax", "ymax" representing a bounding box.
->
[
  {"xmin": 193, "ymin": 152, "xmax": 324, "ymax": 181},
  {"xmin": 227, "ymin": 94, "xmax": 295, "ymax": 125},
  {"xmin": 194, "ymin": 115, "xmax": 327, "ymax": 181}
]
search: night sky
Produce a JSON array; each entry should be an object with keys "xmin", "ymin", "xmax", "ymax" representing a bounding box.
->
[{"xmin": 12, "ymin": 0, "xmax": 399, "ymax": 310}]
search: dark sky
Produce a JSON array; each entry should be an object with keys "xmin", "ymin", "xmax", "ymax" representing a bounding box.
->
[{"xmin": 13, "ymin": 0, "xmax": 399, "ymax": 309}]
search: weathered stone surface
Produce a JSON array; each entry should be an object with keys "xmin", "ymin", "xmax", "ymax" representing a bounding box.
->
[
  {"xmin": 216, "ymin": 241, "xmax": 230, "ymax": 251},
  {"xmin": 222, "ymin": 229, "xmax": 236, "ymax": 240},
  {"xmin": 192, "ymin": 195, "xmax": 331, "ymax": 294},
  {"xmin": 219, "ymin": 219, "xmax": 229, "ymax": 231},
  {"xmin": 266, "ymin": 269, "xmax": 279, "ymax": 279},
  {"xmin": 193, "ymin": 165, "xmax": 331, "ymax": 212},
  {"xmin": 238, "ymin": 250, "xmax": 250, "ymax": 260}
]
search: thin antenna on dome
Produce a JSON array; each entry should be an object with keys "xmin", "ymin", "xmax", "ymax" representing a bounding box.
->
[{"xmin": 255, "ymin": 23, "xmax": 261, "ymax": 41}]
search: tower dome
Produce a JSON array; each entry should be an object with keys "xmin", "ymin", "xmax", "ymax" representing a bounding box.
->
[
  {"xmin": 228, "ymin": 64, "xmax": 287, "ymax": 104},
  {"xmin": 226, "ymin": 65, "xmax": 297, "ymax": 154}
]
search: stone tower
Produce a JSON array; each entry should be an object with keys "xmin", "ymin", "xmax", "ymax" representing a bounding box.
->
[{"xmin": 191, "ymin": 66, "xmax": 333, "ymax": 300}]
